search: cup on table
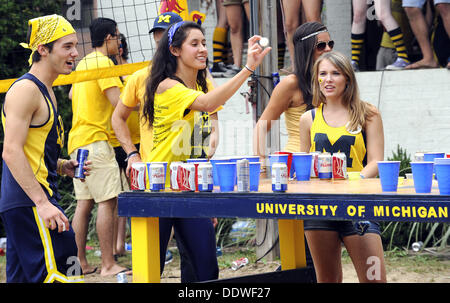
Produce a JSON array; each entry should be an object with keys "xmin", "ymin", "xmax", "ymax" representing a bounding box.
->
[
  {"xmin": 187, "ymin": 158, "xmax": 208, "ymax": 163},
  {"xmin": 216, "ymin": 162, "xmax": 236, "ymax": 192},
  {"xmin": 269, "ymin": 153, "xmax": 289, "ymax": 176},
  {"xmin": 435, "ymin": 163, "xmax": 450, "ymax": 195},
  {"xmin": 377, "ymin": 161, "xmax": 401, "ymax": 192},
  {"xmin": 273, "ymin": 151, "xmax": 293, "ymax": 177},
  {"xmin": 210, "ymin": 158, "xmax": 230, "ymax": 186},
  {"xmin": 424, "ymin": 152, "xmax": 445, "ymax": 177},
  {"xmin": 244, "ymin": 156, "xmax": 260, "ymax": 163},
  {"xmin": 410, "ymin": 162, "xmax": 434, "ymax": 193},
  {"xmin": 292, "ymin": 153, "xmax": 312, "ymax": 181},
  {"xmin": 249, "ymin": 162, "xmax": 261, "ymax": 191}
]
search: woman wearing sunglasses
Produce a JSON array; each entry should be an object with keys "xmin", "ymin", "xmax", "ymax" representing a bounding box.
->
[
  {"xmin": 299, "ymin": 51, "xmax": 386, "ymax": 282},
  {"xmin": 254, "ymin": 22, "xmax": 333, "ymax": 170}
]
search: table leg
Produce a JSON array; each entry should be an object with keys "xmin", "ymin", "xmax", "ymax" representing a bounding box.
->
[
  {"xmin": 277, "ymin": 219, "xmax": 307, "ymax": 270},
  {"xmin": 130, "ymin": 217, "xmax": 160, "ymax": 283}
]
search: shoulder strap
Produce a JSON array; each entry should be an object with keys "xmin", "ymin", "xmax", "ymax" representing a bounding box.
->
[{"xmin": 311, "ymin": 108, "xmax": 316, "ymax": 121}]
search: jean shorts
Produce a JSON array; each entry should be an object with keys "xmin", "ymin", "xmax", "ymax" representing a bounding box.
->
[
  {"xmin": 304, "ymin": 220, "xmax": 381, "ymax": 238},
  {"xmin": 403, "ymin": 0, "xmax": 450, "ymax": 8}
]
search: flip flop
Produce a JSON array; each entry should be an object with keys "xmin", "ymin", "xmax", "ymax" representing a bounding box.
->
[
  {"xmin": 84, "ymin": 267, "xmax": 98, "ymax": 275},
  {"xmin": 117, "ymin": 268, "xmax": 132, "ymax": 276}
]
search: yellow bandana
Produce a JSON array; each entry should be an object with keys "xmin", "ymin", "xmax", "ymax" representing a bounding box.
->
[{"xmin": 20, "ymin": 14, "xmax": 76, "ymax": 66}]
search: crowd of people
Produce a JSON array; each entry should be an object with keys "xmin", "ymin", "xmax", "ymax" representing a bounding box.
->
[{"xmin": 0, "ymin": 0, "xmax": 448, "ymax": 283}]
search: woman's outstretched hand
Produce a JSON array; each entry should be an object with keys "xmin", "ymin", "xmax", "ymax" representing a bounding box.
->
[{"xmin": 245, "ymin": 35, "xmax": 272, "ymax": 71}]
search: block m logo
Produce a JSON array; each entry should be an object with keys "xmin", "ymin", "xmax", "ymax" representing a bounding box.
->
[{"xmin": 314, "ymin": 133, "xmax": 355, "ymax": 167}]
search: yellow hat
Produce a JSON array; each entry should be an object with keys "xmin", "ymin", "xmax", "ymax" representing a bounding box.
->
[{"xmin": 20, "ymin": 14, "xmax": 76, "ymax": 66}]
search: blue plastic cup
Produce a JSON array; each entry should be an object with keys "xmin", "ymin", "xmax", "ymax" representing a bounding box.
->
[
  {"xmin": 411, "ymin": 162, "xmax": 434, "ymax": 193},
  {"xmin": 424, "ymin": 152, "xmax": 445, "ymax": 177},
  {"xmin": 216, "ymin": 162, "xmax": 236, "ymax": 192},
  {"xmin": 292, "ymin": 153, "xmax": 312, "ymax": 181},
  {"xmin": 210, "ymin": 158, "xmax": 229, "ymax": 186},
  {"xmin": 187, "ymin": 158, "xmax": 208, "ymax": 163},
  {"xmin": 435, "ymin": 164, "xmax": 450, "ymax": 195},
  {"xmin": 249, "ymin": 162, "xmax": 261, "ymax": 191},
  {"xmin": 377, "ymin": 161, "xmax": 401, "ymax": 192},
  {"xmin": 245, "ymin": 156, "xmax": 261, "ymax": 162},
  {"xmin": 269, "ymin": 154, "xmax": 289, "ymax": 175}
]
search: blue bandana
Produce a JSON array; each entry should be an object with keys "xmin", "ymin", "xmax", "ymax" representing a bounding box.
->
[{"xmin": 168, "ymin": 21, "xmax": 185, "ymax": 47}]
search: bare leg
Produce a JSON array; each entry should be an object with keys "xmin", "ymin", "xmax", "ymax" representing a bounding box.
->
[
  {"xmin": 225, "ymin": 4, "xmax": 245, "ymax": 68},
  {"xmin": 342, "ymin": 233, "xmax": 387, "ymax": 283},
  {"xmin": 305, "ymin": 230, "xmax": 343, "ymax": 282},
  {"xmin": 71, "ymin": 199, "xmax": 96, "ymax": 274},
  {"xmin": 281, "ymin": 0, "xmax": 301, "ymax": 67}
]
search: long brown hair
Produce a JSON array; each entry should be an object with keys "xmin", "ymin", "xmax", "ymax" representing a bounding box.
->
[{"xmin": 312, "ymin": 51, "xmax": 376, "ymax": 132}]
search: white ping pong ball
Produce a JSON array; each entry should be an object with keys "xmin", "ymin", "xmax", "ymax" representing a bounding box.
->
[{"xmin": 259, "ymin": 37, "xmax": 269, "ymax": 47}]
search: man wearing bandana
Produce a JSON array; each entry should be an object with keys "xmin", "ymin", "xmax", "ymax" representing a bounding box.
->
[{"xmin": 0, "ymin": 15, "xmax": 84, "ymax": 283}]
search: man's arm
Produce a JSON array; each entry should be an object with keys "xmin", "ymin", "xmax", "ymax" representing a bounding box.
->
[
  {"xmin": 104, "ymin": 86, "xmax": 122, "ymax": 107},
  {"xmin": 2, "ymin": 82, "xmax": 69, "ymax": 233}
]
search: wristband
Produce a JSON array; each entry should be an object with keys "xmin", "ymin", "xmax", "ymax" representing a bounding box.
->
[
  {"xmin": 360, "ymin": 173, "xmax": 365, "ymax": 179},
  {"xmin": 244, "ymin": 65, "xmax": 254, "ymax": 73},
  {"xmin": 125, "ymin": 151, "xmax": 140, "ymax": 162},
  {"xmin": 58, "ymin": 159, "xmax": 67, "ymax": 177}
]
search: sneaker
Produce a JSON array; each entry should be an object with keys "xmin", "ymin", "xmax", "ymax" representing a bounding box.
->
[
  {"xmin": 165, "ymin": 250, "xmax": 173, "ymax": 265},
  {"xmin": 211, "ymin": 62, "xmax": 229, "ymax": 73},
  {"xmin": 385, "ymin": 58, "xmax": 409, "ymax": 70},
  {"xmin": 351, "ymin": 60, "xmax": 360, "ymax": 72},
  {"xmin": 224, "ymin": 64, "xmax": 241, "ymax": 76}
]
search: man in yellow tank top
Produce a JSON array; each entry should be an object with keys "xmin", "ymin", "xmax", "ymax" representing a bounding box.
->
[
  {"xmin": 1, "ymin": 15, "xmax": 85, "ymax": 283},
  {"xmin": 68, "ymin": 17, "xmax": 129, "ymax": 277}
]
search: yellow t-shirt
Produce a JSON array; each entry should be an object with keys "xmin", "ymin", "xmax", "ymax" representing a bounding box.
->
[
  {"xmin": 148, "ymin": 83, "xmax": 208, "ymax": 184},
  {"xmin": 120, "ymin": 66, "xmax": 152, "ymax": 160},
  {"xmin": 109, "ymin": 76, "xmax": 141, "ymax": 148},
  {"xmin": 310, "ymin": 104, "xmax": 367, "ymax": 172},
  {"xmin": 68, "ymin": 51, "xmax": 123, "ymax": 154}
]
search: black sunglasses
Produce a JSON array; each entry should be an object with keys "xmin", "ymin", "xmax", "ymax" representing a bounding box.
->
[{"xmin": 316, "ymin": 40, "xmax": 334, "ymax": 51}]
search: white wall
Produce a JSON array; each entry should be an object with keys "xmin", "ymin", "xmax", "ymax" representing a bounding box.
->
[{"xmin": 213, "ymin": 69, "xmax": 450, "ymax": 160}]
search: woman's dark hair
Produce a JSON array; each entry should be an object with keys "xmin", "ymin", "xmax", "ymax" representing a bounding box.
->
[
  {"xmin": 89, "ymin": 17, "xmax": 118, "ymax": 48},
  {"xmin": 119, "ymin": 33, "xmax": 129, "ymax": 61},
  {"xmin": 143, "ymin": 21, "xmax": 208, "ymax": 126},
  {"xmin": 292, "ymin": 22, "xmax": 328, "ymax": 110}
]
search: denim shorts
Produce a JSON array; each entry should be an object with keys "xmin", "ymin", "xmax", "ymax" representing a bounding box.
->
[
  {"xmin": 303, "ymin": 220, "xmax": 381, "ymax": 238},
  {"xmin": 403, "ymin": 0, "xmax": 450, "ymax": 8}
]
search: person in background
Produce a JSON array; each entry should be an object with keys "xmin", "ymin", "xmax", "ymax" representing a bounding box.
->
[
  {"xmin": 351, "ymin": 0, "xmax": 410, "ymax": 71},
  {"xmin": 299, "ymin": 51, "xmax": 386, "ymax": 282},
  {"xmin": 402, "ymin": 0, "xmax": 450, "ymax": 69},
  {"xmin": 223, "ymin": 0, "xmax": 250, "ymax": 75},
  {"xmin": 68, "ymin": 17, "xmax": 129, "ymax": 277},
  {"xmin": 210, "ymin": 0, "xmax": 233, "ymax": 76},
  {"xmin": 0, "ymin": 14, "xmax": 86, "ymax": 283},
  {"xmin": 280, "ymin": 0, "xmax": 323, "ymax": 70}
]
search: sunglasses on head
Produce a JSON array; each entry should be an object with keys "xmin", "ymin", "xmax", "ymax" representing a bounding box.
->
[{"xmin": 316, "ymin": 40, "xmax": 334, "ymax": 51}]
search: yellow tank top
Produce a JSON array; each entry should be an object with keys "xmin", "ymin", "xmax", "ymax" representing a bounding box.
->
[
  {"xmin": 310, "ymin": 104, "xmax": 367, "ymax": 172},
  {"xmin": 283, "ymin": 104, "xmax": 307, "ymax": 153}
]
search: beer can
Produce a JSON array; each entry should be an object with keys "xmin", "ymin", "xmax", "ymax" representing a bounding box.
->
[
  {"xmin": 272, "ymin": 163, "xmax": 288, "ymax": 192},
  {"xmin": 116, "ymin": 272, "xmax": 128, "ymax": 283},
  {"xmin": 310, "ymin": 151, "xmax": 320, "ymax": 178},
  {"xmin": 332, "ymin": 152, "xmax": 348, "ymax": 179},
  {"xmin": 231, "ymin": 257, "xmax": 249, "ymax": 271},
  {"xmin": 236, "ymin": 159, "xmax": 250, "ymax": 192},
  {"xmin": 272, "ymin": 72, "xmax": 280, "ymax": 88},
  {"xmin": 74, "ymin": 148, "xmax": 89, "ymax": 179},
  {"xmin": 177, "ymin": 163, "xmax": 196, "ymax": 191},
  {"xmin": 148, "ymin": 163, "xmax": 165, "ymax": 192},
  {"xmin": 170, "ymin": 162, "xmax": 183, "ymax": 190},
  {"xmin": 318, "ymin": 152, "xmax": 332, "ymax": 179},
  {"xmin": 130, "ymin": 162, "xmax": 146, "ymax": 190},
  {"xmin": 414, "ymin": 152, "xmax": 424, "ymax": 162},
  {"xmin": 198, "ymin": 162, "xmax": 213, "ymax": 192}
]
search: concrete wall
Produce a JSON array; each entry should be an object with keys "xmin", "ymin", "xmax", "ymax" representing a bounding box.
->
[{"xmin": 213, "ymin": 69, "xmax": 450, "ymax": 160}]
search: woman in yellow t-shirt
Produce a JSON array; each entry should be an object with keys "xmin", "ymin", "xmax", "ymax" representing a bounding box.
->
[
  {"xmin": 299, "ymin": 51, "xmax": 386, "ymax": 282},
  {"xmin": 142, "ymin": 21, "xmax": 270, "ymax": 281}
]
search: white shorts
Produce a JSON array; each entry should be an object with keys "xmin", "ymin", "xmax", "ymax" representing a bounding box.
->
[
  {"xmin": 403, "ymin": 0, "xmax": 450, "ymax": 8},
  {"xmin": 71, "ymin": 140, "xmax": 121, "ymax": 203}
]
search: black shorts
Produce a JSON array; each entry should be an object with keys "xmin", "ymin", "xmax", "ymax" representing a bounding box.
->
[{"xmin": 303, "ymin": 220, "xmax": 381, "ymax": 239}]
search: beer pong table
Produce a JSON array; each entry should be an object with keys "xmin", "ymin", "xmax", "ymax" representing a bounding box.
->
[{"xmin": 118, "ymin": 178, "xmax": 450, "ymax": 283}]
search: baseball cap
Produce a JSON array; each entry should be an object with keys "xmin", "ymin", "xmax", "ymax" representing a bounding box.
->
[{"xmin": 149, "ymin": 12, "xmax": 183, "ymax": 34}]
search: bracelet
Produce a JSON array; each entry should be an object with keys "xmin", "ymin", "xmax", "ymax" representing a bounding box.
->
[
  {"xmin": 58, "ymin": 159, "xmax": 67, "ymax": 177},
  {"xmin": 244, "ymin": 65, "xmax": 254, "ymax": 73},
  {"xmin": 360, "ymin": 173, "xmax": 365, "ymax": 179},
  {"xmin": 125, "ymin": 151, "xmax": 140, "ymax": 162}
]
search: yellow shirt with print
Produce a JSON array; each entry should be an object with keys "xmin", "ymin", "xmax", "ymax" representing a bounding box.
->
[
  {"xmin": 120, "ymin": 66, "xmax": 152, "ymax": 160},
  {"xmin": 149, "ymin": 82, "xmax": 221, "ymax": 185},
  {"xmin": 68, "ymin": 51, "xmax": 123, "ymax": 155}
]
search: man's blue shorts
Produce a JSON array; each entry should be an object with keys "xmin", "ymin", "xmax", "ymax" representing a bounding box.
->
[{"xmin": 0, "ymin": 206, "xmax": 84, "ymax": 283}]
